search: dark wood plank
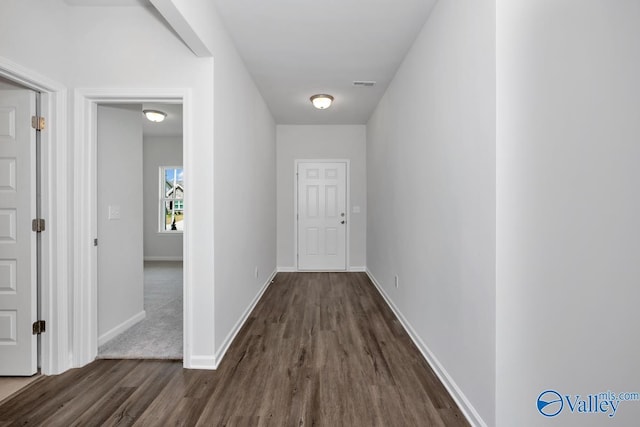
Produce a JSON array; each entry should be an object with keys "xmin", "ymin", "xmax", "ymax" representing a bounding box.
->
[{"xmin": 0, "ymin": 273, "xmax": 469, "ymax": 426}]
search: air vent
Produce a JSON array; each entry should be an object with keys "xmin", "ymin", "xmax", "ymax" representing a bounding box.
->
[{"xmin": 353, "ymin": 81, "xmax": 376, "ymax": 87}]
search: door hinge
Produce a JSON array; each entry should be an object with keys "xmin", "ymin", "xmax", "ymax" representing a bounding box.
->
[
  {"xmin": 32, "ymin": 320, "xmax": 46, "ymax": 335},
  {"xmin": 32, "ymin": 218, "xmax": 46, "ymax": 232},
  {"xmin": 31, "ymin": 115, "xmax": 45, "ymax": 131},
  {"xmin": 94, "ymin": 238, "xmax": 98, "ymax": 247}
]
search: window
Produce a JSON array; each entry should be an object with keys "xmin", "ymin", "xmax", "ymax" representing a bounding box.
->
[{"xmin": 160, "ymin": 166, "xmax": 184, "ymax": 233}]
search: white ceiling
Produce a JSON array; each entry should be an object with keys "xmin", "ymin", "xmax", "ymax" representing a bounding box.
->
[
  {"xmin": 64, "ymin": 0, "xmax": 149, "ymax": 6},
  {"xmin": 213, "ymin": 0, "xmax": 437, "ymax": 124},
  {"xmin": 64, "ymin": 0, "xmax": 437, "ymax": 124}
]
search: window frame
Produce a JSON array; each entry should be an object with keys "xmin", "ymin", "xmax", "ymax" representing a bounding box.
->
[{"xmin": 158, "ymin": 165, "xmax": 184, "ymax": 234}]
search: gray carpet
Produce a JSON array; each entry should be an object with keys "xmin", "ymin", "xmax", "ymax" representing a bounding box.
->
[{"xmin": 97, "ymin": 261, "xmax": 183, "ymax": 359}]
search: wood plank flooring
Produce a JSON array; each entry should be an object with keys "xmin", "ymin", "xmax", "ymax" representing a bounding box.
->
[{"xmin": 0, "ymin": 272, "xmax": 469, "ymax": 426}]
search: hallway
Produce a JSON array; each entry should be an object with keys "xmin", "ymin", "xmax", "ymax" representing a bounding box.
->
[{"xmin": 0, "ymin": 273, "xmax": 467, "ymax": 426}]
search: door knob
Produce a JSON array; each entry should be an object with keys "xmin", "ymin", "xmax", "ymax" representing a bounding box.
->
[{"xmin": 340, "ymin": 220, "xmax": 345, "ymax": 224}]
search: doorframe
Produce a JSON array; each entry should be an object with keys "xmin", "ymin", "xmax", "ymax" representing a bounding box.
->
[
  {"xmin": 73, "ymin": 88, "xmax": 193, "ymax": 368},
  {"xmin": 294, "ymin": 159, "xmax": 350, "ymax": 272},
  {"xmin": 0, "ymin": 56, "xmax": 69, "ymax": 375}
]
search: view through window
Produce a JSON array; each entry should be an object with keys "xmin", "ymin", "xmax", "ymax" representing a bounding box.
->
[{"xmin": 160, "ymin": 166, "xmax": 184, "ymax": 232}]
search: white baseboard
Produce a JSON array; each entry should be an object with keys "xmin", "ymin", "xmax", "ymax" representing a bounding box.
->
[
  {"xmin": 213, "ymin": 269, "xmax": 278, "ymax": 368},
  {"xmin": 98, "ymin": 310, "xmax": 146, "ymax": 346},
  {"xmin": 366, "ymin": 270, "xmax": 486, "ymax": 427},
  {"xmin": 144, "ymin": 256, "xmax": 183, "ymax": 262},
  {"xmin": 186, "ymin": 355, "xmax": 216, "ymax": 370},
  {"xmin": 278, "ymin": 266, "xmax": 367, "ymax": 273}
]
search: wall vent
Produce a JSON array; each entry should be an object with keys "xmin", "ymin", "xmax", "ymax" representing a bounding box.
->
[{"xmin": 353, "ymin": 81, "xmax": 376, "ymax": 87}]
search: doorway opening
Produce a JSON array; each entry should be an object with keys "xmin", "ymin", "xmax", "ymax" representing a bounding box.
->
[
  {"xmin": 94, "ymin": 103, "xmax": 184, "ymax": 359},
  {"xmin": 71, "ymin": 89, "xmax": 192, "ymax": 368}
]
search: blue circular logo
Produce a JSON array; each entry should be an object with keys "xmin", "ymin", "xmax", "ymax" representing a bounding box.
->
[{"xmin": 537, "ymin": 390, "xmax": 563, "ymax": 417}]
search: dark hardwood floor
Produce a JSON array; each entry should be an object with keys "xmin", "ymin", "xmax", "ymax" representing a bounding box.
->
[{"xmin": 0, "ymin": 272, "xmax": 469, "ymax": 426}]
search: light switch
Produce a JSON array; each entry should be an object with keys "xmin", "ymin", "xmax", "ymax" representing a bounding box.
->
[
  {"xmin": 108, "ymin": 205, "xmax": 121, "ymax": 220},
  {"xmin": 352, "ymin": 206, "xmax": 361, "ymax": 214}
]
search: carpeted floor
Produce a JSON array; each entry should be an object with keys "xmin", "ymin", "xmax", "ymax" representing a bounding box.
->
[{"xmin": 97, "ymin": 261, "xmax": 183, "ymax": 359}]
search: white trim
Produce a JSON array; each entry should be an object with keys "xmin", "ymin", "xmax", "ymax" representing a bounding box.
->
[
  {"xmin": 0, "ymin": 56, "xmax": 69, "ymax": 375},
  {"xmin": 181, "ymin": 93, "xmax": 196, "ymax": 370},
  {"xmin": 73, "ymin": 88, "xmax": 193, "ymax": 370},
  {"xmin": 366, "ymin": 270, "xmax": 487, "ymax": 427},
  {"xmin": 187, "ymin": 355, "xmax": 216, "ymax": 370},
  {"xmin": 294, "ymin": 159, "xmax": 351, "ymax": 272},
  {"xmin": 278, "ymin": 266, "xmax": 367, "ymax": 273},
  {"xmin": 97, "ymin": 310, "xmax": 146, "ymax": 346},
  {"xmin": 213, "ymin": 269, "xmax": 277, "ymax": 368},
  {"xmin": 72, "ymin": 93, "xmax": 97, "ymax": 367},
  {"xmin": 144, "ymin": 256, "xmax": 184, "ymax": 262}
]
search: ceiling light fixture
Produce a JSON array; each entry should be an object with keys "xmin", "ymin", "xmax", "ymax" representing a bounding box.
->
[
  {"xmin": 143, "ymin": 109, "xmax": 167, "ymax": 122},
  {"xmin": 310, "ymin": 94, "xmax": 334, "ymax": 110}
]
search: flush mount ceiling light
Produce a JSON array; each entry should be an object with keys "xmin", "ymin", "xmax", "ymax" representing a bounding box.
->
[
  {"xmin": 310, "ymin": 94, "xmax": 334, "ymax": 110},
  {"xmin": 143, "ymin": 109, "xmax": 167, "ymax": 122}
]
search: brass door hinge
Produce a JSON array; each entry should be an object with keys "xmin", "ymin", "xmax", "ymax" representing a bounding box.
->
[{"xmin": 31, "ymin": 115, "xmax": 45, "ymax": 131}]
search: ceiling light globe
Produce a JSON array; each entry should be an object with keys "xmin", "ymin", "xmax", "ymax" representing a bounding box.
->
[
  {"xmin": 143, "ymin": 109, "xmax": 167, "ymax": 122},
  {"xmin": 310, "ymin": 94, "xmax": 334, "ymax": 110}
]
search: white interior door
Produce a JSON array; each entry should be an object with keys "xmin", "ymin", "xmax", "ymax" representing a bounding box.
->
[
  {"xmin": 297, "ymin": 162, "xmax": 347, "ymax": 271},
  {"xmin": 0, "ymin": 89, "xmax": 38, "ymax": 375}
]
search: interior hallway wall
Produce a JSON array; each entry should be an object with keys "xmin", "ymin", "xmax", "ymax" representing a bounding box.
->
[
  {"xmin": 0, "ymin": 0, "xmax": 277, "ymax": 369},
  {"xmin": 143, "ymin": 136, "xmax": 183, "ymax": 261},
  {"xmin": 496, "ymin": 1, "xmax": 640, "ymax": 425},
  {"xmin": 276, "ymin": 125, "xmax": 366, "ymax": 271},
  {"xmin": 150, "ymin": 0, "xmax": 278, "ymax": 361},
  {"xmin": 366, "ymin": 0, "xmax": 496, "ymax": 425},
  {"xmin": 201, "ymin": 2, "xmax": 278, "ymax": 359},
  {"xmin": 67, "ymin": 2, "xmax": 216, "ymax": 367},
  {"xmin": 0, "ymin": 0, "xmax": 70, "ymax": 86},
  {"xmin": 96, "ymin": 104, "xmax": 144, "ymax": 342}
]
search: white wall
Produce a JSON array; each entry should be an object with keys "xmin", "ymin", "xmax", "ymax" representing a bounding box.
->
[
  {"xmin": 276, "ymin": 125, "xmax": 366, "ymax": 270},
  {"xmin": 0, "ymin": 1, "xmax": 70, "ymax": 86},
  {"xmin": 143, "ymin": 136, "xmax": 183, "ymax": 260},
  {"xmin": 212, "ymin": 44, "xmax": 277, "ymax": 357},
  {"xmin": 496, "ymin": 1, "xmax": 640, "ymax": 425},
  {"xmin": 96, "ymin": 104, "xmax": 144, "ymax": 340},
  {"xmin": 0, "ymin": 0, "xmax": 277, "ymax": 369},
  {"xmin": 164, "ymin": 0, "xmax": 278, "ymax": 360},
  {"xmin": 366, "ymin": 1, "xmax": 496, "ymax": 425},
  {"xmin": 146, "ymin": 0, "xmax": 278, "ymax": 363},
  {"xmin": 69, "ymin": 3, "xmax": 216, "ymax": 367}
]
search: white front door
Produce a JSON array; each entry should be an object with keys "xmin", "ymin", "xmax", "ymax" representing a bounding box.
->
[
  {"xmin": 0, "ymin": 89, "xmax": 38, "ymax": 375},
  {"xmin": 297, "ymin": 162, "xmax": 347, "ymax": 271}
]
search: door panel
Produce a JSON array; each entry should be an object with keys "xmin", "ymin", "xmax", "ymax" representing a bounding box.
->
[
  {"xmin": 0, "ymin": 89, "xmax": 37, "ymax": 375},
  {"xmin": 297, "ymin": 162, "xmax": 347, "ymax": 271}
]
